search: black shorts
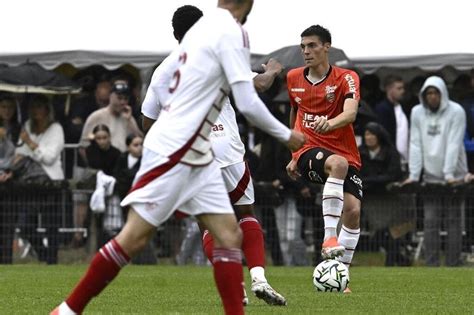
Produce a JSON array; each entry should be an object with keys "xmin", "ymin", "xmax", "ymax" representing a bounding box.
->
[{"xmin": 297, "ymin": 148, "xmax": 363, "ymax": 200}]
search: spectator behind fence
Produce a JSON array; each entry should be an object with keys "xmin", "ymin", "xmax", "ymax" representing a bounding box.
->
[
  {"xmin": 0, "ymin": 93, "xmax": 21, "ymax": 143},
  {"xmin": 83, "ymin": 124, "xmax": 121, "ymax": 176},
  {"xmin": 72, "ymin": 79, "xmax": 138, "ymax": 249},
  {"xmin": 14, "ymin": 94, "xmax": 65, "ymax": 181},
  {"xmin": 375, "ymin": 75, "xmax": 410, "ymax": 173},
  {"xmin": 0, "ymin": 123, "xmax": 14, "ymax": 181},
  {"xmin": 359, "ymin": 122, "xmax": 403, "ymax": 193},
  {"xmin": 73, "ymin": 124, "xmax": 121, "ymax": 248},
  {"xmin": 0, "ymin": 94, "xmax": 21, "ymax": 181},
  {"xmin": 403, "ymin": 76, "xmax": 468, "ymax": 267},
  {"xmin": 79, "ymin": 80, "xmax": 142, "ymax": 153},
  {"xmin": 111, "ymin": 133, "xmax": 143, "ymax": 235},
  {"xmin": 359, "ymin": 122, "xmax": 413, "ymax": 266},
  {"xmin": 64, "ymin": 80, "xmax": 111, "ymax": 144},
  {"xmin": 12, "ymin": 95, "xmax": 64, "ymax": 264},
  {"xmin": 113, "ymin": 133, "xmax": 142, "ymax": 201}
]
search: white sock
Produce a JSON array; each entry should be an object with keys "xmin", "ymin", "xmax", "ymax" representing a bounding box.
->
[
  {"xmin": 322, "ymin": 177, "xmax": 344, "ymax": 240},
  {"xmin": 58, "ymin": 302, "xmax": 77, "ymax": 315},
  {"xmin": 336, "ymin": 225, "xmax": 360, "ymax": 267},
  {"xmin": 250, "ymin": 266, "xmax": 267, "ymax": 283}
]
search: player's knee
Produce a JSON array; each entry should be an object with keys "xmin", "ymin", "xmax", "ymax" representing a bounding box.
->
[
  {"xmin": 325, "ymin": 155, "xmax": 348, "ymax": 177},
  {"xmin": 216, "ymin": 225, "xmax": 242, "ymax": 249},
  {"xmin": 115, "ymin": 231, "xmax": 151, "ymax": 257},
  {"xmin": 344, "ymin": 205, "xmax": 361, "ymax": 226}
]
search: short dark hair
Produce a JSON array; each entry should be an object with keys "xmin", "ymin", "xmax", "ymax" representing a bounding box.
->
[
  {"xmin": 172, "ymin": 5, "xmax": 203, "ymax": 42},
  {"xmin": 301, "ymin": 25, "xmax": 331, "ymax": 44},
  {"xmin": 383, "ymin": 75, "xmax": 403, "ymax": 89}
]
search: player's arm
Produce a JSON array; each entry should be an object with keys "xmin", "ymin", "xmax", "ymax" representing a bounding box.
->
[
  {"xmin": 140, "ymin": 68, "xmax": 165, "ymax": 133},
  {"xmin": 231, "ymin": 81, "xmax": 305, "ymax": 152},
  {"xmin": 314, "ymin": 98, "xmax": 358, "ymax": 133},
  {"xmin": 253, "ymin": 58, "xmax": 283, "ymax": 93},
  {"xmin": 142, "ymin": 116, "xmax": 156, "ymax": 134},
  {"xmin": 289, "ymin": 106, "xmax": 297, "ymax": 129}
]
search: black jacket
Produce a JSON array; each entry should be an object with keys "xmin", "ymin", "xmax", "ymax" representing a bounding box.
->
[
  {"xmin": 113, "ymin": 152, "xmax": 141, "ymax": 199},
  {"xmin": 359, "ymin": 123, "xmax": 403, "ymax": 193},
  {"xmin": 85, "ymin": 142, "xmax": 121, "ymax": 176},
  {"xmin": 375, "ymin": 98, "xmax": 409, "ymax": 145}
]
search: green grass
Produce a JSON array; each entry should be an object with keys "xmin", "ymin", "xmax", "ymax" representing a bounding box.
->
[{"xmin": 0, "ymin": 265, "xmax": 473, "ymax": 314}]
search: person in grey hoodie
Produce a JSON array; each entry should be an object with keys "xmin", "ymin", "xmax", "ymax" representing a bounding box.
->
[{"xmin": 403, "ymin": 76, "xmax": 467, "ymax": 266}]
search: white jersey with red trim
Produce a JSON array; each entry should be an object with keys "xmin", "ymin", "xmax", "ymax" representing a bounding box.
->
[
  {"xmin": 210, "ymin": 100, "xmax": 245, "ymax": 167},
  {"xmin": 142, "ymin": 64, "xmax": 249, "ymax": 169},
  {"xmin": 141, "ymin": 57, "xmax": 246, "ymax": 168},
  {"xmin": 141, "ymin": 54, "xmax": 177, "ymax": 120},
  {"xmin": 143, "ymin": 8, "xmax": 252, "ymax": 166}
]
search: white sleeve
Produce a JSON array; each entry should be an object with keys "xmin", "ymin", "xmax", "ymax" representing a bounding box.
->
[
  {"xmin": 32, "ymin": 124, "xmax": 65, "ymax": 165},
  {"xmin": 231, "ymin": 80, "xmax": 291, "ymax": 143},
  {"xmin": 141, "ymin": 56, "xmax": 176, "ymax": 119},
  {"xmin": 141, "ymin": 82, "xmax": 161, "ymax": 120}
]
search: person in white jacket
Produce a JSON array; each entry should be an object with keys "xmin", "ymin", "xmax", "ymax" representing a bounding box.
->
[
  {"xmin": 403, "ymin": 76, "xmax": 467, "ymax": 266},
  {"xmin": 15, "ymin": 94, "xmax": 65, "ymax": 180}
]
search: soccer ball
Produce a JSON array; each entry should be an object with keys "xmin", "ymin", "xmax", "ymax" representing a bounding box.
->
[{"xmin": 312, "ymin": 259, "xmax": 349, "ymax": 292}]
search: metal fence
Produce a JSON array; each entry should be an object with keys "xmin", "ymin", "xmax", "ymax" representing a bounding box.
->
[{"xmin": 0, "ymin": 181, "xmax": 473, "ymax": 266}]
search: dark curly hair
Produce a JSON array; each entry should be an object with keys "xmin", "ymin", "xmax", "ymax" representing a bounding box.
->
[{"xmin": 172, "ymin": 5, "xmax": 203, "ymax": 42}]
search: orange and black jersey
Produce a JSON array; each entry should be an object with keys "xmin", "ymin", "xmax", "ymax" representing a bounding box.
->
[{"xmin": 287, "ymin": 65, "xmax": 361, "ymax": 170}]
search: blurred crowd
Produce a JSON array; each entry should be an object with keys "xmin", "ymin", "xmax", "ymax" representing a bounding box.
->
[{"xmin": 1, "ymin": 66, "xmax": 474, "ymax": 267}]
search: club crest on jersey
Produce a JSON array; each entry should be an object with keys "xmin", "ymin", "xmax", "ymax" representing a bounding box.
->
[
  {"xmin": 294, "ymin": 96, "xmax": 302, "ymax": 104},
  {"xmin": 325, "ymin": 85, "xmax": 337, "ymax": 103}
]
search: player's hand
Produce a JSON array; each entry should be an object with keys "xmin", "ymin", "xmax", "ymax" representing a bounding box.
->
[
  {"xmin": 122, "ymin": 105, "xmax": 132, "ymax": 120},
  {"xmin": 19, "ymin": 129, "xmax": 30, "ymax": 143},
  {"xmin": 286, "ymin": 159, "xmax": 301, "ymax": 181},
  {"xmin": 262, "ymin": 58, "xmax": 283, "ymax": 76},
  {"xmin": 313, "ymin": 115, "xmax": 332, "ymax": 134},
  {"xmin": 286, "ymin": 130, "xmax": 305, "ymax": 152},
  {"xmin": 400, "ymin": 178, "xmax": 414, "ymax": 186},
  {"xmin": 465, "ymin": 173, "xmax": 474, "ymax": 183}
]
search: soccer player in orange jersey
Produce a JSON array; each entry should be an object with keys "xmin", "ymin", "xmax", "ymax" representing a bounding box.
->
[{"xmin": 286, "ymin": 25, "xmax": 362, "ymax": 293}]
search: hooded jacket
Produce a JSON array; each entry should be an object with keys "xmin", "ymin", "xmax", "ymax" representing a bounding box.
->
[
  {"xmin": 409, "ymin": 76, "xmax": 467, "ymax": 183},
  {"xmin": 359, "ymin": 122, "xmax": 403, "ymax": 192}
]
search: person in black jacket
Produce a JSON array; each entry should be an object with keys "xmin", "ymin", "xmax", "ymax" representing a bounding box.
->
[
  {"xmin": 73, "ymin": 124, "xmax": 121, "ymax": 248},
  {"xmin": 113, "ymin": 133, "xmax": 142, "ymax": 201},
  {"xmin": 359, "ymin": 122, "xmax": 403, "ymax": 193},
  {"xmin": 84, "ymin": 124, "xmax": 121, "ymax": 176},
  {"xmin": 359, "ymin": 122, "xmax": 413, "ymax": 266},
  {"xmin": 375, "ymin": 75, "xmax": 410, "ymax": 173}
]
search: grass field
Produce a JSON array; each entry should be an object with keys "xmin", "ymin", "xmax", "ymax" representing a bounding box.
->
[{"xmin": 0, "ymin": 265, "xmax": 473, "ymax": 314}]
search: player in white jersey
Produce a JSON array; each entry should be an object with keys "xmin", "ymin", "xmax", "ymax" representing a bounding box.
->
[
  {"xmin": 51, "ymin": 1, "xmax": 305, "ymax": 314},
  {"xmin": 141, "ymin": 5, "xmax": 286, "ymax": 307}
]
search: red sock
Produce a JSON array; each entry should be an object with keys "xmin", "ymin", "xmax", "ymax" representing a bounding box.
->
[
  {"xmin": 239, "ymin": 215, "xmax": 265, "ymax": 269},
  {"xmin": 202, "ymin": 230, "xmax": 214, "ymax": 264},
  {"xmin": 66, "ymin": 239, "xmax": 130, "ymax": 313},
  {"xmin": 213, "ymin": 248, "xmax": 244, "ymax": 315}
]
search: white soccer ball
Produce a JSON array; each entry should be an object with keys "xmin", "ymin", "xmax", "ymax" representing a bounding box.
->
[{"xmin": 312, "ymin": 259, "xmax": 349, "ymax": 292}]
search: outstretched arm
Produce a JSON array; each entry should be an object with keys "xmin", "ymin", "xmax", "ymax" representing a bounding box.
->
[
  {"xmin": 252, "ymin": 58, "xmax": 283, "ymax": 93},
  {"xmin": 231, "ymin": 81, "xmax": 305, "ymax": 152}
]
